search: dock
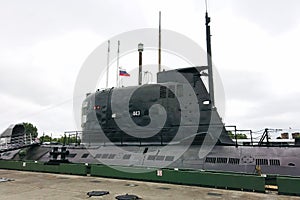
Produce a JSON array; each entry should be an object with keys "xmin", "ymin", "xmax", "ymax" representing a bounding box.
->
[{"xmin": 1, "ymin": 169, "xmax": 299, "ymax": 200}]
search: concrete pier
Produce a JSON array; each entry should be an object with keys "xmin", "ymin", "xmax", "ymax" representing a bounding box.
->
[{"xmin": 0, "ymin": 169, "xmax": 299, "ymax": 200}]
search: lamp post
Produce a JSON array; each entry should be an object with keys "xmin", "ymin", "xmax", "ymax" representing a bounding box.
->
[{"xmin": 138, "ymin": 43, "xmax": 144, "ymax": 85}]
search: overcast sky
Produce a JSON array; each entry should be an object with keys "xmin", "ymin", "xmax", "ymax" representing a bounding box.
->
[{"xmin": 1, "ymin": 0, "xmax": 300, "ymax": 138}]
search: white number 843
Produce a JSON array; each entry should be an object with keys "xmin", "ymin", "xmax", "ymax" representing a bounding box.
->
[{"xmin": 132, "ymin": 110, "xmax": 141, "ymax": 116}]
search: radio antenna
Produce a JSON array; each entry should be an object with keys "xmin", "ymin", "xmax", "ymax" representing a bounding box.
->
[
  {"xmin": 205, "ymin": 2, "xmax": 215, "ymax": 108},
  {"xmin": 158, "ymin": 11, "xmax": 162, "ymax": 72},
  {"xmin": 116, "ymin": 40, "xmax": 120, "ymax": 87},
  {"xmin": 106, "ymin": 40, "xmax": 110, "ymax": 88}
]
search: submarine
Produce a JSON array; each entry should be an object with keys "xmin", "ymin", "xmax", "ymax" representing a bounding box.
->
[{"xmin": 1, "ymin": 11, "xmax": 300, "ymax": 177}]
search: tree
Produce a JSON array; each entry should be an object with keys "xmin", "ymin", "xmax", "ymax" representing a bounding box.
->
[
  {"xmin": 40, "ymin": 135, "xmax": 52, "ymax": 143},
  {"xmin": 228, "ymin": 131, "xmax": 234, "ymax": 138},
  {"xmin": 236, "ymin": 134, "xmax": 248, "ymax": 139},
  {"xmin": 228, "ymin": 131, "xmax": 248, "ymax": 139},
  {"xmin": 39, "ymin": 134, "xmax": 81, "ymax": 145},
  {"xmin": 56, "ymin": 135, "xmax": 81, "ymax": 145},
  {"xmin": 23, "ymin": 122, "xmax": 38, "ymax": 139}
]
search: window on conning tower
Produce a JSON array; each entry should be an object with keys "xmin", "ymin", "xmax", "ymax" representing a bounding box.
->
[{"xmin": 160, "ymin": 86, "xmax": 166, "ymax": 98}]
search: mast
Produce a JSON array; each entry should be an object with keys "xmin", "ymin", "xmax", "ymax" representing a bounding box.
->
[
  {"xmin": 116, "ymin": 40, "xmax": 120, "ymax": 87},
  {"xmin": 158, "ymin": 11, "xmax": 161, "ymax": 72},
  {"xmin": 205, "ymin": 10, "xmax": 215, "ymax": 108},
  {"xmin": 138, "ymin": 43, "xmax": 144, "ymax": 85},
  {"xmin": 106, "ymin": 40, "xmax": 110, "ymax": 88}
]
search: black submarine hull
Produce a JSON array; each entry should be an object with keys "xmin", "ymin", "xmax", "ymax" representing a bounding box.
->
[{"xmin": 3, "ymin": 144, "xmax": 300, "ymax": 176}]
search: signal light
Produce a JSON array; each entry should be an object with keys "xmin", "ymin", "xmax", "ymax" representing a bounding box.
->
[{"xmin": 94, "ymin": 105, "xmax": 101, "ymax": 110}]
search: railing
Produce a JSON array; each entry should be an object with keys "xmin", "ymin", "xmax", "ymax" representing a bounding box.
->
[
  {"xmin": 0, "ymin": 133, "xmax": 37, "ymax": 153},
  {"xmin": 68, "ymin": 129, "xmax": 215, "ymax": 147}
]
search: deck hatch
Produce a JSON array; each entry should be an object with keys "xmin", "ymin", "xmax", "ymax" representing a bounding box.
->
[
  {"xmin": 108, "ymin": 154, "xmax": 116, "ymax": 159},
  {"xmin": 123, "ymin": 154, "xmax": 131, "ymax": 159},
  {"xmin": 269, "ymin": 159, "xmax": 280, "ymax": 166},
  {"xmin": 205, "ymin": 157, "xmax": 216, "ymax": 163},
  {"xmin": 147, "ymin": 155, "xmax": 156, "ymax": 160},
  {"xmin": 165, "ymin": 156, "xmax": 175, "ymax": 161},
  {"xmin": 67, "ymin": 153, "xmax": 77, "ymax": 158},
  {"xmin": 81, "ymin": 153, "xmax": 89, "ymax": 158},
  {"xmin": 228, "ymin": 158, "xmax": 240, "ymax": 165},
  {"xmin": 256, "ymin": 159, "xmax": 268, "ymax": 165},
  {"xmin": 95, "ymin": 154, "xmax": 102, "ymax": 158},
  {"xmin": 156, "ymin": 155, "xmax": 165, "ymax": 161},
  {"xmin": 216, "ymin": 157, "xmax": 228, "ymax": 164},
  {"xmin": 101, "ymin": 154, "xmax": 109, "ymax": 159}
]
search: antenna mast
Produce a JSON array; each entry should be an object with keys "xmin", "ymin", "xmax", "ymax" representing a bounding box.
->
[
  {"xmin": 106, "ymin": 40, "xmax": 110, "ymax": 88},
  {"xmin": 205, "ymin": 4, "xmax": 215, "ymax": 108},
  {"xmin": 158, "ymin": 11, "xmax": 162, "ymax": 72},
  {"xmin": 116, "ymin": 40, "xmax": 120, "ymax": 87}
]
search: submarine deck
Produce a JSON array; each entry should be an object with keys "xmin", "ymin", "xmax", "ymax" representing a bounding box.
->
[{"xmin": 0, "ymin": 169, "xmax": 299, "ymax": 200}]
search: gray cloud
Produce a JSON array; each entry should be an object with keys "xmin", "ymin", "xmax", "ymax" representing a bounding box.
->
[
  {"xmin": 0, "ymin": 0, "xmax": 146, "ymax": 46},
  {"xmin": 231, "ymin": 0, "xmax": 300, "ymax": 35},
  {"xmin": 220, "ymin": 69, "xmax": 272, "ymax": 101},
  {"xmin": 0, "ymin": 66, "xmax": 66, "ymax": 106},
  {"xmin": 221, "ymin": 69, "xmax": 300, "ymax": 130}
]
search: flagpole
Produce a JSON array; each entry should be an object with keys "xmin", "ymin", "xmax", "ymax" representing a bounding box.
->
[
  {"xmin": 106, "ymin": 40, "xmax": 110, "ymax": 88},
  {"xmin": 116, "ymin": 40, "xmax": 120, "ymax": 88},
  {"xmin": 158, "ymin": 11, "xmax": 161, "ymax": 72}
]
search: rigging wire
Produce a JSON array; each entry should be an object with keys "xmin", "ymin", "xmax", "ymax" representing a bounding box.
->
[{"xmin": 251, "ymin": 129, "xmax": 265, "ymax": 134}]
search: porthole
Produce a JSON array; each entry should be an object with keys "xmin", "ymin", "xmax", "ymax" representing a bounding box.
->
[{"xmin": 288, "ymin": 162, "xmax": 295, "ymax": 167}]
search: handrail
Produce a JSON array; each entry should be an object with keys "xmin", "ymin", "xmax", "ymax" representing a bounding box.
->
[{"xmin": 0, "ymin": 133, "xmax": 37, "ymax": 153}]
